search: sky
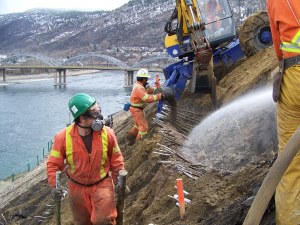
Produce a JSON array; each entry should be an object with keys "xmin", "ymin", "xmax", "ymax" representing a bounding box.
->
[{"xmin": 0, "ymin": 0, "xmax": 130, "ymax": 15}]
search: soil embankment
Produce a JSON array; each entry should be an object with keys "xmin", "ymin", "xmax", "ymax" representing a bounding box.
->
[{"xmin": 0, "ymin": 47, "xmax": 278, "ymax": 225}]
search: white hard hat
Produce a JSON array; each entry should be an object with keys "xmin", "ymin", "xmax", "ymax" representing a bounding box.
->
[{"xmin": 137, "ymin": 69, "xmax": 151, "ymax": 78}]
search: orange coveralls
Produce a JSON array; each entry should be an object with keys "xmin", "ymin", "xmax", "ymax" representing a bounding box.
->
[
  {"xmin": 128, "ymin": 81, "xmax": 162, "ymax": 141},
  {"xmin": 267, "ymin": 0, "xmax": 300, "ymax": 224},
  {"xmin": 47, "ymin": 124, "xmax": 124, "ymax": 225}
]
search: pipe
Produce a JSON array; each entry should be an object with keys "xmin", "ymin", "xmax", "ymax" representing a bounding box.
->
[{"xmin": 243, "ymin": 127, "xmax": 300, "ymax": 225}]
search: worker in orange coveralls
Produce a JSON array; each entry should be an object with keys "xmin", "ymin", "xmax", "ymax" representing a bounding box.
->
[
  {"xmin": 47, "ymin": 93, "xmax": 124, "ymax": 225},
  {"xmin": 267, "ymin": 0, "xmax": 300, "ymax": 224},
  {"xmin": 126, "ymin": 68, "xmax": 162, "ymax": 145}
]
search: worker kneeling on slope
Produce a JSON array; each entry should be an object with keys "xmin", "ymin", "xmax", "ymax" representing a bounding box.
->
[
  {"xmin": 47, "ymin": 93, "xmax": 125, "ymax": 225},
  {"xmin": 127, "ymin": 68, "xmax": 168, "ymax": 145}
]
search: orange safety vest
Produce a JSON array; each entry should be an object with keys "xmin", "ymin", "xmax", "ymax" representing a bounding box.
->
[{"xmin": 47, "ymin": 124, "xmax": 124, "ymax": 187}]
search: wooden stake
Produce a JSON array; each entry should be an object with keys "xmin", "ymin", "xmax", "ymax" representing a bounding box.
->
[{"xmin": 116, "ymin": 169, "xmax": 128, "ymax": 225}]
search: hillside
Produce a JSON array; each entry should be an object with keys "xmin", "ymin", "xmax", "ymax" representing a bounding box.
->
[
  {"xmin": 0, "ymin": 47, "xmax": 278, "ymax": 225},
  {"xmin": 0, "ymin": 0, "xmax": 266, "ymax": 64}
]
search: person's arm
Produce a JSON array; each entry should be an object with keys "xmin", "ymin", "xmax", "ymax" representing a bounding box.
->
[
  {"xmin": 146, "ymin": 85, "xmax": 156, "ymax": 94},
  {"xmin": 46, "ymin": 130, "xmax": 66, "ymax": 188},
  {"xmin": 136, "ymin": 85, "xmax": 162, "ymax": 103},
  {"xmin": 107, "ymin": 128, "xmax": 125, "ymax": 184},
  {"xmin": 267, "ymin": 1, "xmax": 283, "ymax": 60}
]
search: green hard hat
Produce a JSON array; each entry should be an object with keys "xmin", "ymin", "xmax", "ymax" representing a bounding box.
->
[{"xmin": 68, "ymin": 93, "xmax": 96, "ymax": 121}]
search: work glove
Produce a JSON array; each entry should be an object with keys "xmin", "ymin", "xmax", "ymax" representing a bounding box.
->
[{"xmin": 51, "ymin": 187, "xmax": 62, "ymax": 201}]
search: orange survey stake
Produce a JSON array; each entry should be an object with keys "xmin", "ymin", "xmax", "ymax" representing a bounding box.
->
[{"xmin": 176, "ymin": 178, "xmax": 185, "ymax": 219}]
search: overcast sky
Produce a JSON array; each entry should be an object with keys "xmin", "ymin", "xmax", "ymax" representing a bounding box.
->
[{"xmin": 0, "ymin": 0, "xmax": 130, "ymax": 15}]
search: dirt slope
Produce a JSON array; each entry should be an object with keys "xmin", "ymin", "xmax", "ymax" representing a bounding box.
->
[{"xmin": 0, "ymin": 47, "xmax": 278, "ymax": 225}]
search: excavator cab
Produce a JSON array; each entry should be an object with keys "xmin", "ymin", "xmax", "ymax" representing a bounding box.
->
[
  {"xmin": 197, "ymin": 0, "xmax": 236, "ymax": 47},
  {"xmin": 164, "ymin": 0, "xmax": 235, "ymax": 58}
]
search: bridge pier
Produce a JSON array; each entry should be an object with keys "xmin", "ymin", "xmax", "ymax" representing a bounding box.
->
[
  {"xmin": 1, "ymin": 69, "xmax": 5, "ymax": 82},
  {"xmin": 124, "ymin": 70, "xmax": 134, "ymax": 87},
  {"xmin": 54, "ymin": 69, "xmax": 67, "ymax": 86}
]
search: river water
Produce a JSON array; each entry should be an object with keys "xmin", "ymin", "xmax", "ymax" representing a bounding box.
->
[{"xmin": 0, "ymin": 70, "xmax": 140, "ymax": 179}]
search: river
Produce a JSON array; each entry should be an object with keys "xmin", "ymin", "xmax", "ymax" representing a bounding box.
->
[{"xmin": 0, "ymin": 70, "xmax": 141, "ymax": 179}]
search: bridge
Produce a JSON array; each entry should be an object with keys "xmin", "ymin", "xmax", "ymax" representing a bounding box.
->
[{"xmin": 0, "ymin": 53, "xmax": 179, "ymax": 86}]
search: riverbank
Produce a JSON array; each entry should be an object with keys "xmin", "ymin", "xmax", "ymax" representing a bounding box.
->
[{"xmin": 0, "ymin": 70, "xmax": 99, "ymax": 86}]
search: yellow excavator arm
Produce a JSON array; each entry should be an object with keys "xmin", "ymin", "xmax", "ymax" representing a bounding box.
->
[
  {"xmin": 176, "ymin": 0, "xmax": 202, "ymax": 36},
  {"xmin": 165, "ymin": 0, "xmax": 212, "ymax": 65},
  {"xmin": 162, "ymin": 0, "xmax": 217, "ymax": 108}
]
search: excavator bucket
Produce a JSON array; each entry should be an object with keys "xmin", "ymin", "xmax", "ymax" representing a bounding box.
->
[{"xmin": 161, "ymin": 59, "xmax": 217, "ymax": 109}]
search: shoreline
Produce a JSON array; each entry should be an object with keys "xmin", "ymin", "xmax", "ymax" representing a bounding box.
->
[{"xmin": 0, "ymin": 70, "xmax": 100, "ymax": 86}]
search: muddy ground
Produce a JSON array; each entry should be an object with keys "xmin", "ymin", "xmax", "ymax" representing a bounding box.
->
[{"xmin": 0, "ymin": 47, "xmax": 278, "ymax": 225}]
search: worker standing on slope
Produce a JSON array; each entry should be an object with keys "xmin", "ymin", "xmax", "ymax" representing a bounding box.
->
[
  {"xmin": 267, "ymin": 0, "xmax": 300, "ymax": 224},
  {"xmin": 126, "ymin": 68, "xmax": 162, "ymax": 145},
  {"xmin": 47, "ymin": 93, "xmax": 124, "ymax": 225}
]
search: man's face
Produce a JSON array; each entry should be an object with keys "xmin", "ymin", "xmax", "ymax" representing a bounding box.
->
[
  {"xmin": 87, "ymin": 103, "xmax": 101, "ymax": 118},
  {"xmin": 142, "ymin": 78, "xmax": 149, "ymax": 86},
  {"xmin": 81, "ymin": 103, "xmax": 101, "ymax": 126}
]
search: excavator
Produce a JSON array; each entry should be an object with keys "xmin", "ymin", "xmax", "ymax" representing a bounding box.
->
[{"xmin": 159, "ymin": 0, "xmax": 272, "ymax": 108}]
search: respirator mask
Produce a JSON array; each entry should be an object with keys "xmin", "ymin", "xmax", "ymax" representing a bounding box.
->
[
  {"xmin": 87, "ymin": 112, "xmax": 113, "ymax": 131},
  {"xmin": 91, "ymin": 116, "xmax": 105, "ymax": 132}
]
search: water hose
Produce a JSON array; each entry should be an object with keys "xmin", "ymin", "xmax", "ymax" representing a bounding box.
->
[{"xmin": 243, "ymin": 127, "xmax": 300, "ymax": 225}]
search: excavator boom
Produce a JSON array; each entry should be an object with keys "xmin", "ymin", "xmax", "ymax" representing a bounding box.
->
[{"xmin": 162, "ymin": 0, "xmax": 217, "ymax": 109}]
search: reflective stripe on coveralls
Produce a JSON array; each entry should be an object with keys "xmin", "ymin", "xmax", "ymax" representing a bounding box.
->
[
  {"xmin": 276, "ymin": 65, "xmax": 300, "ymax": 225},
  {"xmin": 281, "ymin": 30, "xmax": 300, "ymax": 53},
  {"xmin": 65, "ymin": 124, "xmax": 109, "ymax": 180},
  {"xmin": 50, "ymin": 149, "xmax": 60, "ymax": 158}
]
